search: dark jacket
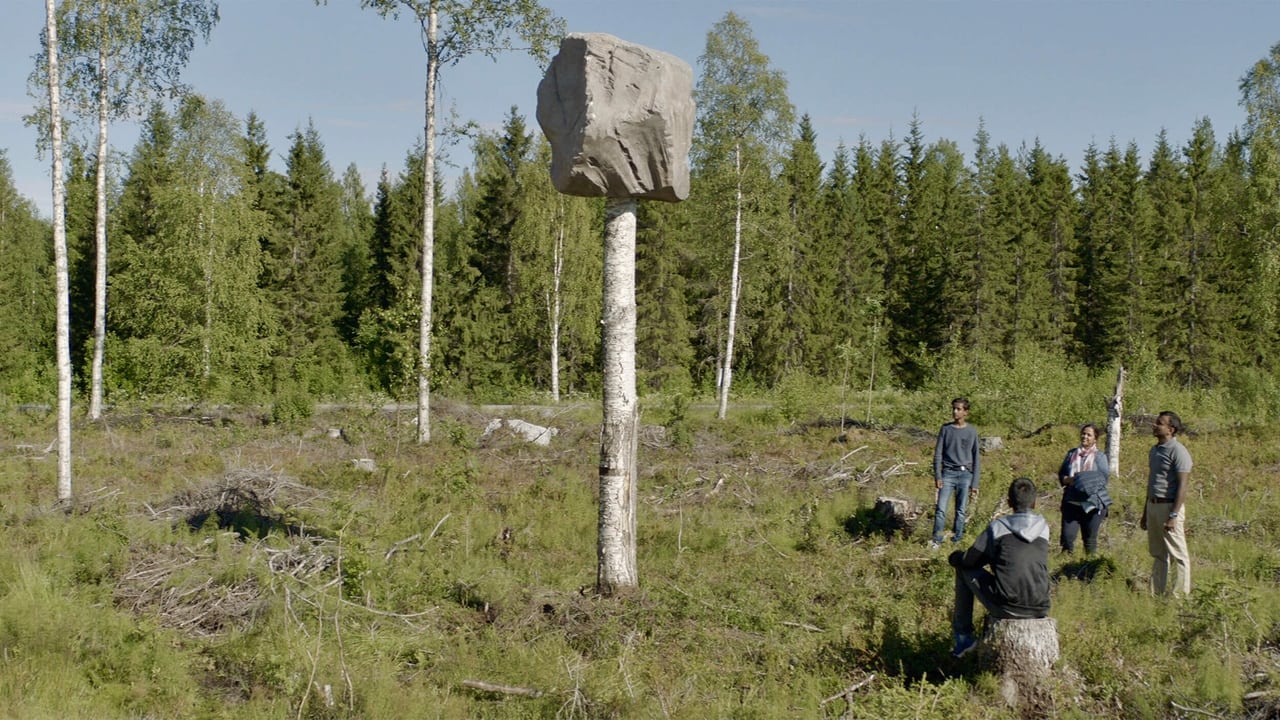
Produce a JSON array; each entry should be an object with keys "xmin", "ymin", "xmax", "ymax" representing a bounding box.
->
[
  {"xmin": 1064, "ymin": 469, "xmax": 1112, "ymax": 513},
  {"xmin": 958, "ymin": 512, "xmax": 1051, "ymax": 617},
  {"xmin": 1059, "ymin": 448, "xmax": 1112, "ymax": 513}
]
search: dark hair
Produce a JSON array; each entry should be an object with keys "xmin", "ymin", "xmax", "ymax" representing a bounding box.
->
[
  {"xmin": 1080, "ymin": 422, "xmax": 1102, "ymax": 437},
  {"xmin": 1008, "ymin": 477, "xmax": 1037, "ymax": 512},
  {"xmin": 1158, "ymin": 411, "xmax": 1184, "ymax": 435},
  {"xmin": 951, "ymin": 397, "xmax": 970, "ymax": 411}
]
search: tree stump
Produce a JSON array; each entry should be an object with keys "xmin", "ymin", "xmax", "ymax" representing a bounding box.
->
[
  {"xmin": 980, "ymin": 617, "xmax": 1059, "ymax": 708},
  {"xmin": 872, "ymin": 496, "xmax": 920, "ymax": 538}
]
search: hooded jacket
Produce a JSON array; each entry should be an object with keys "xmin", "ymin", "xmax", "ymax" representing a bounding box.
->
[{"xmin": 958, "ymin": 512, "xmax": 1051, "ymax": 617}]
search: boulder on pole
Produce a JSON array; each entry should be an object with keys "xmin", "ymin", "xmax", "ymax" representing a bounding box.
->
[{"xmin": 536, "ymin": 32, "xmax": 694, "ymax": 202}]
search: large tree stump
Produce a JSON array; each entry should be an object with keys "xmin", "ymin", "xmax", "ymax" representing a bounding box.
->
[
  {"xmin": 980, "ymin": 617, "xmax": 1059, "ymax": 708},
  {"xmin": 872, "ymin": 496, "xmax": 920, "ymax": 538}
]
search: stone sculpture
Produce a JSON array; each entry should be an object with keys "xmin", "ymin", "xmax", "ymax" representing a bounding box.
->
[{"xmin": 536, "ymin": 32, "xmax": 694, "ymax": 202}]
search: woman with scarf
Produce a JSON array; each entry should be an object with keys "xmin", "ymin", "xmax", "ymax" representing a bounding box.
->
[{"xmin": 1058, "ymin": 423, "xmax": 1112, "ymax": 555}]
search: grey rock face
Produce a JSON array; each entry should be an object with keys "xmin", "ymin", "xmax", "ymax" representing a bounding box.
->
[{"xmin": 536, "ymin": 32, "xmax": 693, "ymax": 202}]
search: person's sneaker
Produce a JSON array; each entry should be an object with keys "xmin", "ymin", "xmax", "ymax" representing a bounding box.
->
[
  {"xmin": 951, "ymin": 633, "xmax": 977, "ymax": 658},
  {"xmin": 929, "ymin": 540, "xmax": 942, "ymax": 551}
]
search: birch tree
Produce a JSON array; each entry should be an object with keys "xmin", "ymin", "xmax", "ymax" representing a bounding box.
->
[
  {"xmin": 693, "ymin": 12, "xmax": 792, "ymax": 419},
  {"xmin": 510, "ymin": 139, "xmax": 601, "ymax": 401},
  {"xmin": 40, "ymin": 0, "xmax": 218, "ymax": 419},
  {"xmin": 316, "ymin": 0, "xmax": 562, "ymax": 443},
  {"xmin": 110, "ymin": 98, "xmax": 273, "ymax": 396},
  {"xmin": 43, "ymin": 0, "xmax": 74, "ymax": 500}
]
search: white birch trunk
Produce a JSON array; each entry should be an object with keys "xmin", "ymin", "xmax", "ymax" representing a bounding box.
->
[
  {"xmin": 548, "ymin": 198, "xmax": 564, "ymax": 403},
  {"xmin": 417, "ymin": 6, "xmax": 439, "ymax": 445},
  {"xmin": 717, "ymin": 143, "xmax": 743, "ymax": 420},
  {"xmin": 200, "ymin": 183, "xmax": 213, "ymax": 380},
  {"xmin": 1106, "ymin": 365, "xmax": 1124, "ymax": 477},
  {"xmin": 88, "ymin": 43, "xmax": 109, "ymax": 420},
  {"xmin": 46, "ymin": 0, "xmax": 73, "ymax": 500},
  {"xmin": 598, "ymin": 197, "xmax": 638, "ymax": 594}
]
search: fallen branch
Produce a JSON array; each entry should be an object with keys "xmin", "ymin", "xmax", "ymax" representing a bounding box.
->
[
  {"xmin": 821, "ymin": 673, "xmax": 876, "ymax": 705},
  {"xmin": 461, "ymin": 679, "xmax": 544, "ymax": 698},
  {"xmin": 781, "ymin": 621, "xmax": 823, "ymax": 632},
  {"xmin": 427, "ymin": 513, "xmax": 452, "ymax": 540},
  {"xmin": 384, "ymin": 533, "xmax": 422, "ymax": 560},
  {"xmin": 1169, "ymin": 701, "xmax": 1228, "ymax": 719}
]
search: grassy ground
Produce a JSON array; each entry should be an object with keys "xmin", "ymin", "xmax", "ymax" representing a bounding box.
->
[{"xmin": 0, "ymin": 396, "xmax": 1277, "ymax": 719}]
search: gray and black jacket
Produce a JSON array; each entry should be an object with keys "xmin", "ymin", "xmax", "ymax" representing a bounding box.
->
[{"xmin": 958, "ymin": 512, "xmax": 1051, "ymax": 617}]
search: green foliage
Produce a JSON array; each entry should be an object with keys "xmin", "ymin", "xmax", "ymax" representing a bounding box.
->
[
  {"xmin": 269, "ymin": 383, "xmax": 314, "ymax": 425},
  {"xmin": 655, "ymin": 392, "xmax": 693, "ymax": 450},
  {"xmin": 773, "ymin": 370, "xmax": 828, "ymax": 424}
]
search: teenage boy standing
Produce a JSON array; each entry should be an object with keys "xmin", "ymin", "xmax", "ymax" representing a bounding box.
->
[{"xmin": 932, "ymin": 397, "xmax": 980, "ymax": 549}]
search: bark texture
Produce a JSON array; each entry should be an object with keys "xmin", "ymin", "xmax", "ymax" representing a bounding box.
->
[
  {"xmin": 45, "ymin": 0, "xmax": 73, "ymax": 500},
  {"xmin": 597, "ymin": 198, "xmax": 639, "ymax": 594},
  {"xmin": 981, "ymin": 617, "xmax": 1060, "ymax": 708},
  {"xmin": 1107, "ymin": 365, "xmax": 1124, "ymax": 477}
]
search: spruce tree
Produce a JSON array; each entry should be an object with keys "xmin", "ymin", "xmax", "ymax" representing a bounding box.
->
[
  {"xmin": 636, "ymin": 192, "xmax": 694, "ymax": 393},
  {"xmin": 359, "ymin": 154, "xmax": 424, "ymax": 398},
  {"xmin": 65, "ymin": 144, "xmax": 97, "ymax": 384},
  {"xmin": 0, "ymin": 151, "xmax": 54, "ymax": 401},
  {"xmin": 266, "ymin": 121, "xmax": 355, "ymax": 396},
  {"xmin": 774, "ymin": 114, "xmax": 830, "ymax": 378},
  {"xmin": 337, "ymin": 163, "xmax": 374, "ymax": 348},
  {"xmin": 1023, "ymin": 142, "xmax": 1077, "ymax": 352},
  {"xmin": 886, "ymin": 118, "xmax": 967, "ymax": 387}
]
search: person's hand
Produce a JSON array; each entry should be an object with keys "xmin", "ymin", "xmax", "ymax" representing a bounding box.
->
[
  {"xmin": 969, "ymin": 487, "xmax": 978, "ymax": 497},
  {"xmin": 1164, "ymin": 516, "xmax": 1177, "ymax": 531},
  {"xmin": 1139, "ymin": 514, "xmax": 1147, "ymax": 531},
  {"xmin": 935, "ymin": 480, "xmax": 942, "ymax": 490}
]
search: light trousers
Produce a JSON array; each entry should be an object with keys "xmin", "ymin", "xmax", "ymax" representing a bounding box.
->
[{"xmin": 1146, "ymin": 500, "xmax": 1191, "ymax": 597}]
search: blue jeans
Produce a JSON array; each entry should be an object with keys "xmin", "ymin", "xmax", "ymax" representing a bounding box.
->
[{"xmin": 933, "ymin": 470, "xmax": 973, "ymax": 544}]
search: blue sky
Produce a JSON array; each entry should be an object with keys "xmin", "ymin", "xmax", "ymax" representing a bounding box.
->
[{"xmin": 3, "ymin": 0, "xmax": 1279, "ymax": 217}]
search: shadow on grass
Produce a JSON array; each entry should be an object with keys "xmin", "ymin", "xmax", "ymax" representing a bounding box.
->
[
  {"xmin": 186, "ymin": 507, "xmax": 307, "ymax": 539},
  {"xmin": 821, "ymin": 616, "xmax": 986, "ymax": 687},
  {"xmin": 1053, "ymin": 555, "xmax": 1119, "ymax": 583},
  {"xmin": 842, "ymin": 507, "xmax": 917, "ymax": 541}
]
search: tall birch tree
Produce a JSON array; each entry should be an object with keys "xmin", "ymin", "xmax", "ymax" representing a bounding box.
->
[
  {"xmin": 40, "ymin": 0, "xmax": 74, "ymax": 501},
  {"xmin": 316, "ymin": 0, "xmax": 562, "ymax": 443},
  {"xmin": 693, "ymin": 11, "xmax": 793, "ymax": 419}
]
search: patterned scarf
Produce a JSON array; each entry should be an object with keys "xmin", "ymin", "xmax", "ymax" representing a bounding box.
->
[{"xmin": 1069, "ymin": 446, "xmax": 1098, "ymax": 476}]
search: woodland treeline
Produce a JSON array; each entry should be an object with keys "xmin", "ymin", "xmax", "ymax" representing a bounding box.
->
[{"xmin": 4, "ymin": 18, "xmax": 1280, "ymax": 412}]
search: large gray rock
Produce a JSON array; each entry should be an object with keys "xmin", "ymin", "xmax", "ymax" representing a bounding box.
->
[{"xmin": 536, "ymin": 32, "xmax": 693, "ymax": 202}]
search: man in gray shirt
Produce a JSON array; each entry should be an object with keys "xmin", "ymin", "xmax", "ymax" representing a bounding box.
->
[
  {"xmin": 931, "ymin": 397, "xmax": 980, "ymax": 548},
  {"xmin": 1140, "ymin": 410, "xmax": 1192, "ymax": 597}
]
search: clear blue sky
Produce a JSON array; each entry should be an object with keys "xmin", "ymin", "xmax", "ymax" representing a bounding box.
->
[{"xmin": 3, "ymin": 0, "xmax": 1279, "ymax": 217}]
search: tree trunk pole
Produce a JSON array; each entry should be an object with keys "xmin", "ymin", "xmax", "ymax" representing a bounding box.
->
[
  {"xmin": 598, "ymin": 197, "xmax": 639, "ymax": 595},
  {"xmin": 717, "ymin": 142, "xmax": 744, "ymax": 420},
  {"xmin": 416, "ymin": 7, "xmax": 439, "ymax": 445},
  {"xmin": 1107, "ymin": 365, "xmax": 1124, "ymax": 478},
  {"xmin": 89, "ymin": 43, "xmax": 109, "ymax": 421},
  {"xmin": 45, "ymin": 0, "xmax": 73, "ymax": 501}
]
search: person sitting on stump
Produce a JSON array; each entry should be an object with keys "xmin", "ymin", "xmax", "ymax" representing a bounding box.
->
[{"xmin": 948, "ymin": 477, "xmax": 1051, "ymax": 658}]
